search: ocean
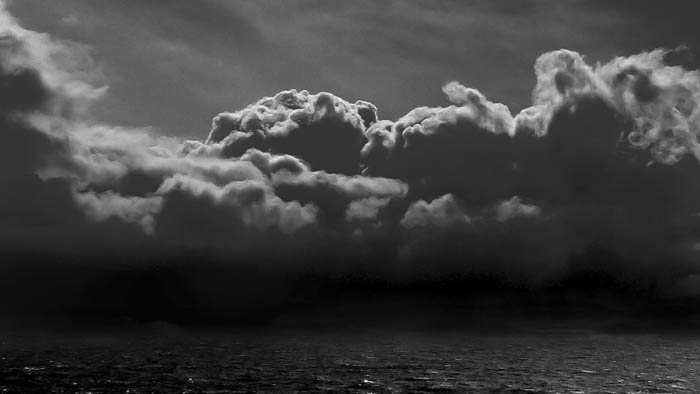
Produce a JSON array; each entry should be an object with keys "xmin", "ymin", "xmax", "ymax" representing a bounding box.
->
[{"xmin": 1, "ymin": 328, "xmax": 699, "ymax": 393}]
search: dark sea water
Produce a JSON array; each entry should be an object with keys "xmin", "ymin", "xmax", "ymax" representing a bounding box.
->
[{"xmin": 1, "ymin": 328, "xmax": 700, "ymax": 393}]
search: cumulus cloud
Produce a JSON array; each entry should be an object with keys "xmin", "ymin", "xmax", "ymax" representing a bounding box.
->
[
  {"xmin": 5, "ymin": 0, "xmax": 700, "ymax": 324},
  {"xmin": 207, "ymin": 89, "xmax": 374, "ymax": 174},
  {"xmin": 401, "ymin": 194, "xmax": 471, "ymax": 229},
  {"xmin": 495, "ymin": 196, "xmax": 541, "ymax": 222},
  {"xmin": 360, "ymin": 94, "xmax": 522, "ymax": 206},
  {"xmin": 515, "ymin": 48, "xmax": 700, "ymax": 165}
]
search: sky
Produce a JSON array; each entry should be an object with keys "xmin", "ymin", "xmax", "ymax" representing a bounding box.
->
[
  {"xmin": 7, "ymin": 0, "xmax": 700, "ymax": 138},
  {"xmin": 3, "ymin": 1, "xmax": 700, "ymax": 326}
]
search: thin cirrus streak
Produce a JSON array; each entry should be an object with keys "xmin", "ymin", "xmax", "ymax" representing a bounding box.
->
[{"xmin": 2, "ymin": 0, "xmax": 700, "ymax": 309}]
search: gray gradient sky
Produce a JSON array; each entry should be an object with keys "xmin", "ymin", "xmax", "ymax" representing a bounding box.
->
[{"xmin": 7, "ymin": 0, "xmax": 700, "ymax": 138}]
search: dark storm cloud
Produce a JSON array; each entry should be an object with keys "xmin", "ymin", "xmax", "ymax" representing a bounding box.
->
[
  {"xmin": 207, "ymin": 90, "xmax": 376, "ymax": 174},
  {"xmin": 0, "ymin": 34, "xmax": 60, "ymax": 176},
  {"xmin": 0, "ymin": 6, "xmax": 106, "ymax": 240},
  {"xmin": 361, "ymin": 81, "xmax": 521, "ymax": 205},
  {"xmin": 357, "ymin": 48, "xmax": 700, "ymax": 288},
  {"xmin": 6, "ymin": 1, "xmax": 700, "ymax": 324}
]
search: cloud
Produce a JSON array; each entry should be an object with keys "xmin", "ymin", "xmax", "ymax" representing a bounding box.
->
[
  {"xmin": 5, "ymin": 1, "xmax": 700, "ymax": 323},
  {"xmin": 516, "ymin": 48, "xmax": 700, "ymax": 165},
  {"xmin": 74, "ymin": 190, "xmax": 161, "ymax": 234},
  {"xmin": 151, "ymin": 174, "xmax": 318, "ymax": 246},
  {"xmin": 401, "ymin": 194, "xmax": 471, "ymax": 229},
  {"xmin": 360, "ymin": 92, "xmax": 522, "ymax": 206},
  {"xmin": 495, "ymin": 196, "xmax": 541, "ymax": 223},
  {"xmin": 207, "ymin": 90, "xmax": 374, "ymax": 174},
  {"xmin": 345, "ymin": 197, "xmax": 393, "ymax": 223},
  {"xmin": 0, "ymin": 1, "xmax": 98, "ymax": 241}
]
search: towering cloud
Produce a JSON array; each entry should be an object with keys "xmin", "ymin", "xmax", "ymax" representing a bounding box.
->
[
  {"xmin": 207, "ymin": 90, "xmax": 375, "ymax": 175},
  {"xmin": 3, "ymin": 0, "xmax": 700, "ymax": 324}
]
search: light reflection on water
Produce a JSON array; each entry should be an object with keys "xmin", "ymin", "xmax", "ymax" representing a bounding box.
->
[{"xmin": 1, "ymin": 329, "xmax": 700, "ymax": 393}]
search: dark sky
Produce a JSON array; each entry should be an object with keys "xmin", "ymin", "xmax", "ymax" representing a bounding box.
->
[{"xmin": 7, "ymin": 0, "xmax": 700, "ymax": 138}]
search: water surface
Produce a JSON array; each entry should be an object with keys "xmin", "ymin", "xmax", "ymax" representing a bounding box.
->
[{"xmin": 1, "ymin": 329, "xmax": 699, "ymax": 393}]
